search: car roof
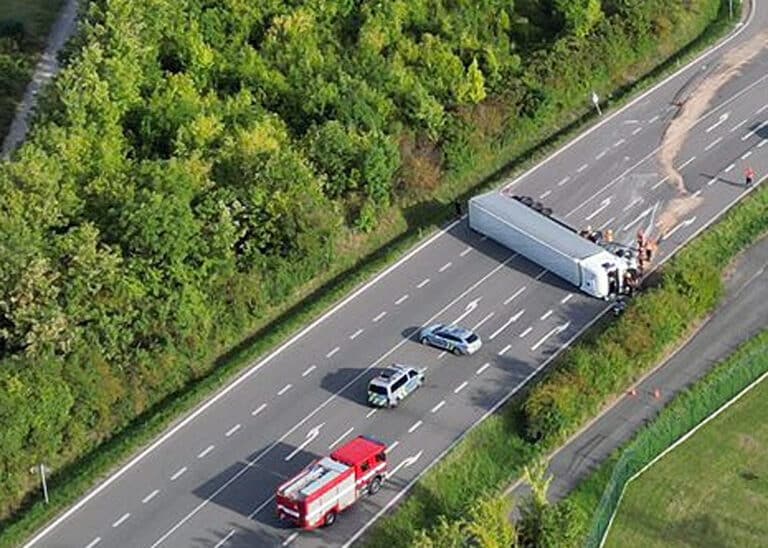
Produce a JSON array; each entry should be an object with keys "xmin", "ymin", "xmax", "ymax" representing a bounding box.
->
[
  {"xmin": 439, "ymin": 325, "xmax": 472, "ymax": 338},
  {"xmin": 370, "ymin": 364, "xmax": 414, "ymax": 386}
]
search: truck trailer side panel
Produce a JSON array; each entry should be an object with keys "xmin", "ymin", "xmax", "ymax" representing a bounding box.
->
[{"xmin": 468, "ymin": 193, "xmax": 584, "ymax": 287}]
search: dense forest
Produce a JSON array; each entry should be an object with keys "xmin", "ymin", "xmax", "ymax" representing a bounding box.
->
[{"xmin": 0, "ymin": 0, "xmax": 721, "ymax": 519}]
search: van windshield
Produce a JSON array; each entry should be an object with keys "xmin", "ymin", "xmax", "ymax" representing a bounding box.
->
[
  {"xmin": 369, "ymin": 384, "xmax": 388, "ymax": 395},
  {"xmin": 466, "ymin": 333, "xmax": 478, "ymax": 343}
]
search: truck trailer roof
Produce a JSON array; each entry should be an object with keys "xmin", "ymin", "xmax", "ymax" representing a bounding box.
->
[{"xmin": 469, "ymin": 191, "xmax": 604, "ymax": 261}]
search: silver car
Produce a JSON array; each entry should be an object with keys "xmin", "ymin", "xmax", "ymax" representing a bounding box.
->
[{"xmin": 419, "ymin": 324, "xmax": 482, "ymax": 355}]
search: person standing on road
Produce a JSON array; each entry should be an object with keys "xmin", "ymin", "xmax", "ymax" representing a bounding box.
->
[{"xmin": 744, "ymin": 166, "xmax": 755, "ymax": 186}]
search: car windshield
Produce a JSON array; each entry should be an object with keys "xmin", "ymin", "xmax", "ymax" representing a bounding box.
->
[
  {"xmin": 369, "ymin": 384, "xmax": 388, "ymax": 395},
  {"xmin": 465, "ymin": 333, "xmax": 478, "ymax": 343}
]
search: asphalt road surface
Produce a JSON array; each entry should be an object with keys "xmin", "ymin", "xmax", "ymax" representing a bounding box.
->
[
  {"xmin": 507, "ymin": 234, "xmax": 768, "ymax": 505},
  {"xmin": 25, "ymin": 2, "xmax": 768, "ymax": 547}
]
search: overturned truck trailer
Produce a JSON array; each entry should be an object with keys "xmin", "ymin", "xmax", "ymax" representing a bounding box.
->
[{"xmin": 468, "ymin": 191, "xmax": 634, "ymax": 299}]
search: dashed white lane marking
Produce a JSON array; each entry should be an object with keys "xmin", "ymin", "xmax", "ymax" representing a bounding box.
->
[
  {"xmin": 596, "ymin": 149, "xmax": 608, "ymax": 160},
  {"xmin": 540, "ymin": 310, "xmax": 553, "ymax": 321},
  {"xmin": 437, "ymin": 350, "xmax": 447, "ymax": 359},
  {"xmin": 438, "ymin": 262, "xmax": 452, "ymax": 273},
  {"xmin": 489, "ymin": 309, "xmax": 525, "ymax": 340},
  {"xmin": 417, "ymin": 278, "xmax": 431, "ymax": 288},
  {"xmin": 651, "ymin": 175, "xmax": 669, "ymax": 190},
  {"xmin": 387, "ymin": 440, "xmax": 400, "ymax": 453},
  {"xmin": 576, "ymin": 163, "xmax": 589, "ymax": 173},
  {"xmin": 372, "ymin": 311, "xmax": 387, "ymax": 322},
  {"xmin": 677, "ymin": 156, "xmax": 696, "ymax": 170},
  {"xmin": 586, "ymin": 198, "xmax": 611, "ymax": 221},
  {"xmin": 519, "ymin": 327, "xmax": 533, "ymax": 338},
  {"xmin": 730, "ymin": 119, "xmax": 748, "ymax": 132},
  {"xmin": 598, "ymin": 216, "xmax": 616, "ymax": 230},
  {"xmin": 85, "ymin": 537, "xmax": 101, "ymax": 548},
  {"xmin": 214, "ymin": 530, "xmax": 236, "ymax": 548},
  {"xmin": 329, "ymin": 427, "xmax": 354, "ymax": 450},
  {"xmin": 613, "ymin": 138, "xmax": 626, "ymax": 147},
  {"xmin": 431, "ymin": 400, "xmax": 446, "ymax": 413},
  {"xmin": 557, "ymin": 176, "xmax": 571, "ymax": 186},
  {"xmin": 757, "ymin": 104, "xmax": 768, "ymax": 114},
  {"xmin": 705, "ymin": 136, "xmax": 723, "ymax": 151},
  {"xmin": 395, "ymin": 294, "xmax": 410, "ymax": 305},
  {"xmin": 622, "ymin": 197, "xmax": 642, "ymax": 212},
  {"xmin": 112, "ymin": 513, "xmax": 130, "ymax": 528},
  {"xmin": 741, "ymin": 150, "xmax": 753, "ymax": 160},
  {"xmin": 476, "ymin": 362, "xmax": 491, "ymax": 375},
  {"xmin": 278, "ymin": 384, "xmax": 292, "ymax": 396},
  {"xmin": 759, "ymin": 139, "xmax": 768, "ymax": 148},
  {"xmin": 408, "ymin": 420, "xmax": 423, "ymax": 433},
  {"xmin": 632, "ymin": 127, "xmax": 643, "ymax": 135},
  {"xmin": 197, "ymin": 445, "xmax": 215, "ymax": 459},
  {"xmin": 349, "ymin": 328, "xmax": 364, "ymax": 340},
  {"xmin": 326, "ymin": 346, "xmax": 340, "ymax": 358},
  {"xmin": 531, "ymin": 324, "xmax": 567, "ymax": 352},
  {"xmin": 282, "ymin": 532, "xmax": 299, "ymax": 546},
  {"xmin": 504, "ymin": 286, "xmax": 526, "ymax": 305},
  {"xmin": 479, "ymin": 235, "xmax": 488, "ymax": 241},
  {"xmin": 251, "ymin": 403, "xmax": 267, "ymax": 416},
  {"xmin": 708, "ymin": 176, "xmax": 719, "ymax": 186},
  {"xmin": 142, "ymin": 489, "xmax": 160, "ymax": 504},
  {"xmin": 692, "ymin": 189, "xmax": 702, "ymax": 199},
  {"xmin": 472, "ymin": 312, "xmax": 495, "ymax": 331},
  {"xmin": 170, "ymin": 467, "xmax": 187, "ymax": 481},
  {"xmin": 535, "ymin": 269, "xmax": 548, "ymax": 280},
  {"xmin": 366, "ymin": 409, "xmax": 377, "ymax": 419},
  {"xmin": 539, "ymin": 190, "xmax": 552, "ymax": 199},
  {"xmin": 724, "ymin": 163, "xmax": 735, "ymax": 173},
  {"xmin": 648, "ymin": 115, "xmax": 660, "ymax": 123},
  {"xmin": 225, "ymin": 424, "xmax": 241, "ymax": 437},
  {"xmin": 561, "ymin": 293, "xmax": 574, "ymax": 304},
  {"xmin": 742, "ymin": 120, "xmax": 768, "ymax": 141},
  {"xmin": 454, "ymin": 381, "xmax": 469, "ymax": 394},
  {"xmin": 498, "ymin": 344, "xmax": 512, "ymax": 356},
  {"xmin": 460, "ymin": 246, "xmax": 473, "ymax": 257},
  {"xmin": 706, "ymin": 112, "xmax": 729, "ymax": 133},
  {"xmin": 302, "ymin": 365, "xmax": 317, "ymax": 377}
]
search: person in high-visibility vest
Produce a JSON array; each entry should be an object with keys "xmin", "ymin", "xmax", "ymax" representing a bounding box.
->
[{"xmin": 744, "ymin": 166, "xmax": 755, "ymax": 186}]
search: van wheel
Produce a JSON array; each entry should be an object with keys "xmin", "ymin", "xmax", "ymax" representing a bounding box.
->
[
  {"xmin": 324, "ymin": 511, "xmax": 337, "ymax": 527},
  {"xmin": 452, "ymin": 346, "xmax": 461, "ymax": 355},
  {"xmin": 369, "ymin": 476, "xmax": 382, "ymax": 495}
]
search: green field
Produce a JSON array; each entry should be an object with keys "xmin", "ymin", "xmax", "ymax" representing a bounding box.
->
[
  {"xmin": 0, "ymin": 0, "xmax": 64, "ymax": 136},
  {"xmin": 606, "ymin": 377, "xmax": 768, "ymax": 547}
]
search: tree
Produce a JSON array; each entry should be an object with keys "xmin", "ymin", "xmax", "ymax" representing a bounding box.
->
[{"xmin": 555, "ymin": 0, "xmax": 604, "ymax": 39}]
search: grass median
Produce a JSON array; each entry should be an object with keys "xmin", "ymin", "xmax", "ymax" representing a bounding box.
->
[
  {"xmin": 365, "ymin": 174, "xmax": 767, "ymax": 546},
  {"xmin": 0, "ymin": 2, "xmax": 744, "ymax": 546}
]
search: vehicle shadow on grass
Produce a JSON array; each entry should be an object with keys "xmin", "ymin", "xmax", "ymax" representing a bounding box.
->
[{"xmin": 192, "ymin": 441, "xmax": 320, "ymax": 529}]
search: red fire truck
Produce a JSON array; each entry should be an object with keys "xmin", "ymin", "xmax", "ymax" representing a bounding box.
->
[{"xmin": 276, "ymin": 436, "xmax": 387, "ymax": 529}]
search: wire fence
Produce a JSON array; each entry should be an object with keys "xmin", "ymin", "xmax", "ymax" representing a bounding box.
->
[{"xmin": 585, "ymin": 337, "xmax": 768, "ymax": 547}]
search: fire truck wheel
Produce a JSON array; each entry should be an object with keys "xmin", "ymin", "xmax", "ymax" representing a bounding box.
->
[
  {"xmin": 324, "ymin": 511, "xmax": 337, "ymax": 527},
  {"xmin": 369, "ymin": 476, "xmax": 382, "ymax": 495}
]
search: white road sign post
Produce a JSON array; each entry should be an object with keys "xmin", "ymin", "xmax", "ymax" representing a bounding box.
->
[
  {"xmin": 591, "ymin": 90, "xmax": 602, "ymax": 116},
  {"xmin": 30, "ymin": 464, "xmax": 50, "ymax": 503}
]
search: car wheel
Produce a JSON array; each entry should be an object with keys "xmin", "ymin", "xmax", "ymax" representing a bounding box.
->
[
  {"xmin": 452, "ymin": 345, "xmax": 462, "ymax": 355},
  {"xmin": 420, "ymin": 337, "xmax": 428, "ymax": 345},
  {"xmin": 369, "ymin": 476, "xmax": 382, "ymax": 495},
  {"xmin": 324, "ymin": 511, "xmax": 337, "ymax": 527}
]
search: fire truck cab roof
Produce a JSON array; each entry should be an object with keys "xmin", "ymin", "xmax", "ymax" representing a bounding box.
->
[{"xmin": 331, "ymin": 436, "xmax": 386, "ymax": 467}]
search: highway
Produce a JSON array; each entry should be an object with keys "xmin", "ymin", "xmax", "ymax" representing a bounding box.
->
[{"xmin": 27, "ymin": 2, "xmax": 768, "ymax": 547}]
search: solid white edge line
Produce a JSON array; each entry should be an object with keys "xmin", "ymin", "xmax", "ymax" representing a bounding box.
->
[{"xmin": 27, "ymin": 3, "xmax": 757, "ymax": 543}]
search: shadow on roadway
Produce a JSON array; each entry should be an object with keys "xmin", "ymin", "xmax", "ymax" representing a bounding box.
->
[
  {"xmin": 193, "ymin": 441, "xmax": 321, "ymax": 528},
  {"xmin": 319, "ymin": 366, "xmax": 390, "ymax": 405}
]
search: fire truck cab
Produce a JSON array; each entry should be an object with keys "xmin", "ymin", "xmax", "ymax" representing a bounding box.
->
[{"xmin": 276, "ymin": 436, "xmax": 387, "ymax": 529}]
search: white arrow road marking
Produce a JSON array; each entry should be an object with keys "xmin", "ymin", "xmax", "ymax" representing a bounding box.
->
[
  {"xmin": 705, "ymin": 112, "xmax": 729, "ymax": 132},
  {"xmin": 623, "ymin": 204, "xmax": 655, "ymax": 232},
  {"xmin": 586, "ymin": 197, "xmax": 612, "ymax": 221},
  {"xmin": 663, "ymin": 216, "xmax": 697, "ymax": 239},
  {"xmin": 451, "ymin": 298, "xmax": 482, "ymax": 325},
  {"xmin": 213, "ymin": 530, "xmax": 236, "ymax": 548},
  {"xmin": 489, "ymin": 309, "xmax": 525, "ymax": 340},
  {"xmin": 388, "ymin": 450, "xmax": 424, "ymax": 478},
  {"xmin": 285, "ymin": 423, "xmax": 325, "ymax": 461},
  {"xmin": 472, "ymin": 312, "xmax": 495, "ymax": 331},
  {"xmin": 531, "ymin": 321, "xmax": 571, "ymax": 352},
  {"xmin": 504, "ymin": 286, "xmax": 526, "ymax": 305}
]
